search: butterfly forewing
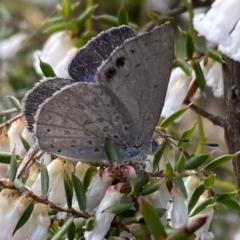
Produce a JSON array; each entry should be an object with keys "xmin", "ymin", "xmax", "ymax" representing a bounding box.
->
[{"xmin": 34, "ymin": 83, "xmax": 137, "ymax": 163}]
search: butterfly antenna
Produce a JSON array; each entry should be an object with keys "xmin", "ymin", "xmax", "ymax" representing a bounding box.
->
[{"xmin": 154, "ymin": 129, "xmax": 219, "ymax": 147}]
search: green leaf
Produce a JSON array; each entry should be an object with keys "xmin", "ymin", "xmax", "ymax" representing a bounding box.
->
[
  {"xmin": 13, "ymin": 201, "xmax": 34, "ymax": 236},
  {"xmin": 176, "ymin": 152, "xmax": 186, "ymax": 173},
  {"xmin": 216, "ymin": 191, "xmax": 237, "ymax": 202},
  {"xmin": 204, "ymin": 153, "xmax": 238, "ymax": 171},
  {"xmin": 190, "ymin": 198, "xmax": 214, "ymax": 217},
  {"xmin": 95, "ymin": 14, "xmax": 119, "ymax": 27},
  {"xmin": 148, "ymin": 12, "xmax": 159, "ymax": 25},
  {"xmin": 177, "ymin": 123, "xmax": 196, "ymax": 148},
  {"xmin": 186, "ymin": 34, "xmax": 194, "ymax": 59},
  {"xmin": 64, "ymin": 171, "xmax": 73, "ymax": 209},
  {"xmin": 219, "ymin": 198, "xmax": 240, "ymax": 211},
  {"xmin": 118, "ymin": 5, "xmax": 129, "ymax": 25},
  {"xmin": 83, "ymin": 166, "xmax": 96, "ymax": 192},
  {"xmin": 177, "ymin": 58, "xmax": 192, "ymax": 76},
  {"xmin": 184, "ymin": 153, "xmax": 210, "ymax": 170},
  {"xmin": 105, "ymin": 138, "xmax": 120, "ymax": 164},
  {"xmin": 164, "ymin": 161, "xmax": 174, "ymax": 177},
  {"xmin": 132, "ymin": 172, "xmax": 149, "ymax": 195},
  {"xmin": 7, "ymin": 96, "xmax": 22, "ymax": 111},
  {"xmin": 204, "ymin": 174, "xmax": 216, "ymax": 189},
  {"xmin": 44, "ymin": 16, "xmax": 64, "ymax": 24},
  {"xmin": 72, "ymin": 173, "xmax": 86, "ymax": 211},
  {"xmin": 193, "ymin": 61, "xmax": 206, "ymax": 91},
  {"xmin": 140, "ymin": 199, "xmax": 167, "ymax": 238},
  {"xmin": 61, "ymin": 0, "xmax": 71, "ymax": 19},
  {"xmin": 9, "ymin": 152, "xmax": 17, "ymax": 183},
  {"xmin": 38, "ymin": 57, "xmax": 56, "ymax": 77},
  {"xmin": 19, "ymin": 134, "xmax": 30, "ymax": 152},
  {"xmin": 188, "ymin": 184, "xmax": 205, "ymax": 213},
  {"xmin": 175, "ymin": 176, "xmax": 187, "ymax": 199},
  {"xmin": 117, "ymin": 209, "xmax": 136, "ymax": 218},
  {"xmin": 106, "ymin": 202, "xmax": 133, "ymax": 214},
  {"xmin": 45, "ymin": 22, "xmax": 68, "ymax": 34},
  {"xmin": 0, "ymin": 151, "xmax": 14, "ymax": 164},
  {"xmin": 160, "ymin": 106, "xmax": 189, "ymax": 128},
  {"xmin": 67, "ymin": 221, "xmax": 76, "ymax": 240},
  {"xmin": 207, "ymin": 48, "xmax": 223, "ymax": 63},
  {"xmin": 76, "ymin": 5, "xmax": 98, "ymax": 26},
  {"xmin": 140, "ymin": 179, "xmax": 162, "ymax": 196},
  {"xmin": 153, "ymin": 141, "xmax": 167, "ymax": 170},
  {"xmin": 51, "ymin": 217, "xmax": 74, "ymax": 240},
  {"xmin": 40, "ymin": 163, "xmax": 49, "ymax": 196}
]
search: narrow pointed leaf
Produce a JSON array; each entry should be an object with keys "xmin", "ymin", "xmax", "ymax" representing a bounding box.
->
[
  {"xmin": 105, "ymin": 138, "xmax": 120, "ymax": 164},
  {"xmin": 76, "ymin": 5, "xmax": 98, "ymax": 25},
  {"xmin": 95, "ymin": 14, "xmax": 119, "ymax": 27},
  {"xmin": 188, "ymin": 184, "xmax": 205, "ymax": 213},
  {"xmin": 176, "ymin": 152, "xmax": 186, "ymax": 173},
  {"xmin": 184, "ymin": 153, "xmax": 210, "ymax": 170},
  {"xmin": 204, "ymin": 153, "xmax": 238, "ymax": 171},
  {"xmin": 160, "ymin": 106, "xmax": 189, "ymax": 128},
  {"xmin": 190, "ymin": 198, "xmax": 214, "ymax": 216},
  {"xmin": 106, "ymin": 202, "xmax": 133, "ymax": 214},
  {"xmin": 61, "ymin": 0, "xmax": 71, "ymax": 19},
  {"xmin": 64, "ymin": 171, "xmax": 73, "ymax": 209},
  {"xmin": 219, "ymin": 198, "xmax": 240, "ymax": 211},
  {"xmin": 153, "ymin": 141, "xmax": 167, "ymax": 170},
  {"xmin": 204, "ymin": 174, "xmax": 216, "ymax": 189},
  {"xmin": 175, "ymin": 176, "xmax": 187, "ymax": 199},
  {"xmin": 0, "ymin": 151, "xmax": 13, "ymax": 164},
  {"xmin": 164, "ymin": 162, "xmax": 173, "ymax": 177},
  {"xmin": 186, "ymin": 34, "xmax": 194, "ymax": 59},
  {"xmin": 40, "ymin": 163, "xmax": 49, "ymax": 196},
  {"xmin": 83, "ymin": 166, "xmax": 96, "ymax": 192},
  {"xmin": 19, "ymin": 134, "xmax": 30, "ymax": 152},
  {"xmin": 177, "ymin": 58, "xmax": 192, "ymax": 76},
  {"xmin": 207, "ymin": 48, "xmax": 223, "ymax": 63},
  {"xmin": 67, "ymin": 221, "xmax": 76, "ymax": 240},
  {"xmin": 132, "ymin": 172, "xmax": 149, "ymax": 195},
  {"xmin": 193, "ymin": 61, "xmax": 206, "ymax": 91},
  {"xmin": 140, "ymin": 199, "xmax": 167, "ymax": 238},
  {"xmin": 39, "ymin": 57, "xmax": 56, "ymax": 77},
  {"xmin": 13, "ymin": 201, "xmax": 34, "ymax": 236},
  {"xmin": 7, "ymin": 96, "xmax": 22, "ymax": 111},
  {"xmin": 45, "ymin": 23, "xmax": 68, "ymax": 34},
  {"xmin": 72, "ymin": 173, "xmax": 86, "ymax": 211},
  {"xmin": 9, "ymin": 153, "xmax": 17, "ymax": 183},
  {"xmin": 51, "ymin": 217, "xmax": 74, "ymax": 240},
  {"xmin": 118, "ymin": 5, "xmax": 129, "ymax": 25},
  {"xmin": 216, "ymin": 191, "xmax": 237, "ymax": 202},
  {"xmin": 140, "ymin": 179, "xmax": 162, "ymax": 196},
  {"xmin": 177, "ymin": 124, "xmax": 196, "ymax": 148}
]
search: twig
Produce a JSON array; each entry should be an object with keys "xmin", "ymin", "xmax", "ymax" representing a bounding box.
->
[
  {"xmin": 0, "ymin": 179, "xmax": 89, "ymax": 219},
  {"xmin": 0, "ymin": 108, "xmax": 18, "ymax": 117},
  {"xmin": 0, "ymin": 113, "xmax": 22, "ymax": 130},
  {"xmin": 184, "ymin": 100, "xmax": 227, "ymax": 128},
  {"xmin": 17, "ymin": 143, "xmax": 40, "ymax": 178}
]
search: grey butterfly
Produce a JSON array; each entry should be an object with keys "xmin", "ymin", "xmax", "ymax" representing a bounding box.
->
[{"xmin": 22, "ymin": 24, "xmax": 174, "ymax": 164}]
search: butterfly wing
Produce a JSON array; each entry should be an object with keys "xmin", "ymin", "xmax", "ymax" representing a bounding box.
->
[
  {"xmin": 96, "ymin": 24, "xmax": 174, "ymax": 148},
  {"xmin": 68, "ymin": 26, "xmax": 135, "ymax": 83},
  {"xmin": 34, "ymin": 82, "xmax": 137, "ymax": 163},
  {"xmin": 22, "ymin": 77, "xmax": 75, "ymax": 131}
]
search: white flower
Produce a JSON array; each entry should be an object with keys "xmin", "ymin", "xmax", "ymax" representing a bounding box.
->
[
  {"xmin": 194, "ymin": 0, "xmax": 240, "ymax": 61},
  {"xmin": 31, "ymin": 158, "xmax": 74, "ymax": 207},
  {"xmin": 84, "ymin": 183, "xmax": 125, "ymax": 240},
  {"xmin": 0, "ymin": 33, "xmax": 27, "ymax": 60},
  {"xmin": 201, "ymin": 59, "xmax": 223, "ymax": 97},
  {"xmin": 184, "ymin": 174, "xmax": 200, "ymax": 203},
  {"xmin": 86, "ymin": 168, "xmax": 115, "ymax": 214},
  {"xmin": 34, "ymin": 31, "xmax": 77, "ymax": 77},
  {"xmin": 75, "ymin": 162, "xmax": 90, "ymax": 181},
  {"xmin": 147, "ymin": 0, "xmax": 180, "ymax": 13},
  {"xmin": 170, "ymin": 187, "xmax": 188, "ymax": 229},
  {"xmin": 161, "ymin": 67, "xmax": 193, "ymax": 118},
  {"xmin": 121, "ymin": 165, "xmax": 137, "ymax": 184}
]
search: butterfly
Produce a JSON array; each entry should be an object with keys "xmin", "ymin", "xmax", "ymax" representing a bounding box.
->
[{"xmin": 22, "ymin": 24, "xmax": 174, "ymax": 164}]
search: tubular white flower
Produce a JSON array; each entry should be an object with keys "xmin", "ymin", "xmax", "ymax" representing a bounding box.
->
[
  {"xmin": 0, "ymin": 33, "xmax": 27, "ymax": 60},
  {"xmin": 33, "ymin": 31, "xmax": 77, "ymax": 77},
  {"xmin": 121, "ymin": 165, "xmax": 137, "ymax": 184},
  {"xmin": 31, "ymin": 158, "xmax": 74, "ymax": 207},
  {"xmin": 200, "ymin": 59, "xmax": 223, "ymax": 98},
  {"xmin": 170, "ymin": 187, "xmax": 188, "ymax": 229},
  {"xmin": 184, "ymin": 174, "xmax": 200, "ymax": 203},
  {"xmin": 84, "ymin": 183, "xmax": 125, "ymax": 240},
  {"xmin": 161, "ymin": 67, "xmax": 193, "ymax": 118},
  {"xmin": 75, "ymin": 162, "xmax": 89, "ymax": 181},
  {"xmin": 86, "ymin": 168, "xmax": 115, "ymax": 214}
]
